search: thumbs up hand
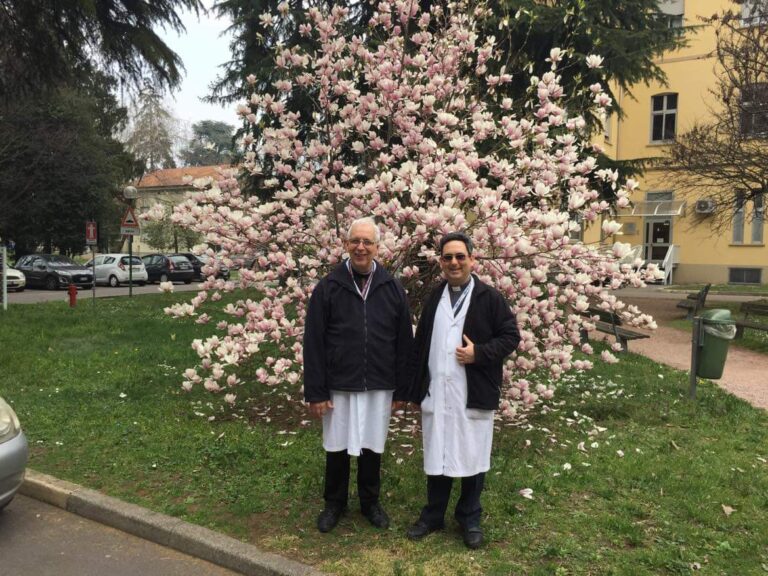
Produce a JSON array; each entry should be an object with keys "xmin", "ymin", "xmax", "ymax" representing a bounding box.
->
[{"xmin": 455, "ymin": 334, "xmax": 475, "ymax": 365}]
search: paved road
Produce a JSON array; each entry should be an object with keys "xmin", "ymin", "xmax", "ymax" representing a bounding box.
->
[
  {"xmin": 0, "ymin": 495, "xmax": 241, "ymax": 576},
  {"xmin": 5, "ymin": 282, "xmax": 203, "ymax": 305}
]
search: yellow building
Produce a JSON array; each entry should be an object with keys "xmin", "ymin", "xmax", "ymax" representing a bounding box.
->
[{"xmin": 587, "ymin": 0, "xmax": 767, "ymax": 285}]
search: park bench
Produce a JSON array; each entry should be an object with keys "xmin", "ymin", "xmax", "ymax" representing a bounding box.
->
[
  {"xmin": 579, "ymin": 305, "xmax": 650, "ymax": 353},
  {"xmin": 676, "ymin": 283, "xmax": 711, "ymax": 319},
  {"xmin": 734, "ymin": 299, "xmax": 768, "ymax": 339}
]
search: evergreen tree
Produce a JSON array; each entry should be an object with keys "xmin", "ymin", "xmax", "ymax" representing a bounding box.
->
[
  {"xmin": 0, "ymin": 73, "xmax": 137, "ymax": 255},
  {"xmin": 0, "ymin": 0, "xmax": 203, "ymax": 99},
  {"xmin": 180, "ymin": 120, "xmax": 236, "ymax": 166}
]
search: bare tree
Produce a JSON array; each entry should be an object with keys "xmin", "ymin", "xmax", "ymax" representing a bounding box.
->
[{"xmin": 663, "ymin": 1, "xmax": 767, "ymax": 232}]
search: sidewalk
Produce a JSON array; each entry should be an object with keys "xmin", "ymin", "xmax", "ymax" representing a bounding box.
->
[
  {"xmin": 18, "ymin": 471, "xmax": 322, "ymax": 576},
  {"xmin": 616, "ymin": 293, "xmax": 768, "ymax": 410}
]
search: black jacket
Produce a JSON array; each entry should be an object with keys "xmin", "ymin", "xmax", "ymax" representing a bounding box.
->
[
  {"xmin": 409, "ymin": 276, "xmax": 520, "ymax": 410},
  {"xmin": 303, "ymin": 260, "xmax": 413, "ymax": 403}
]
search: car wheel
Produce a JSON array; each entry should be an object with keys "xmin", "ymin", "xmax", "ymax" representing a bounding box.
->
[
  {"xmin": 0, "ymin": 498, "xmax": 11, "ymax": 511},
  {"xmin": 160, "ymin": 273, "xmax": 169, "ymax": 283},
  {"xmin": 45, "ymin": 276, "xmax": 59, "ymax": 290},
  {"xmin": 108, "ymin": 275, "xmax": 120, "ymax": 288},
  {"xmin": 138, "ymin": 282, "xmax": 146, "ymax": 286},
  {"xmin": 183, "ymin": 279, "xmax": 192, "ymax": 284}
]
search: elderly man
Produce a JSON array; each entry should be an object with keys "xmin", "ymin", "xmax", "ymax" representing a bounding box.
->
[
  {"xmin": 303, "ymin": 217, "xmax": 413, "ymax": 533},
  {"xmin": 406, "ymin": 231, "xmax": 520, "ymax": 549}
]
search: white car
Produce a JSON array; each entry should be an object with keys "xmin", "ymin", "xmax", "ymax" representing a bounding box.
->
[
  {"xmin": 85, "ymin": 253, "xmax": 148, "ymax": 287},
  {"xmin": 0, "ymin": 396, "xmax": 27, "ymax": 510},
  {"xmin": 4, "ymin": 267, "xmax": 26, "ymax": 291}
]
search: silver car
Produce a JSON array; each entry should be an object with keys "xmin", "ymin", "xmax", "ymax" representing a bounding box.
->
[
  {"xmin": 0, "ymin": 396, "xmax": 28, "ymax": 510},
  {"xmin": 85, "ymin": 253, "xmax": 148, "ymax": 287}
]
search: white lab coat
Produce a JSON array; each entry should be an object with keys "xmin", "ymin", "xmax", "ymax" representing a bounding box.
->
[{"xmin": 421, "ymin": 283, "xmax": 494, "ymax": 477}]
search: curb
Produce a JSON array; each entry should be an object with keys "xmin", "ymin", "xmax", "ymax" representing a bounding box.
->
[{"xmin": 20, "ymin": 470, "xmax": 323, "ymax": 576}]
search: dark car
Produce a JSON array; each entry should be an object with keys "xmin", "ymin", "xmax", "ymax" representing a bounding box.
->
[
  {"xmin": 15, "ymin": 254, "xmax": 94, "ymax": 290},
  {"xmin": 174, "ymin": 253, "xmax": 230, "ymax": 281},
  {"xmin": 141, "ymin": 253, "xmax": 195, "ymax": 284}
]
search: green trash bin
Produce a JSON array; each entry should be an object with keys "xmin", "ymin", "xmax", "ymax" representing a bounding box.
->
[{"xmin": 696, "ymin": 309, "xmax": 736, "ymax": 379}]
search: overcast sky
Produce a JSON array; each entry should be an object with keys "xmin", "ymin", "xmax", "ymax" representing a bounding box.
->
[{"xmin": 159, "ymin": 1, "xmax": 237, "ymax": 131}]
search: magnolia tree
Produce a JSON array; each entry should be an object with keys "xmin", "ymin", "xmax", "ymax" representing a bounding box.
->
[{"xmin": 152, "ymin": 0, "xmax": 660, "ymax": 420}]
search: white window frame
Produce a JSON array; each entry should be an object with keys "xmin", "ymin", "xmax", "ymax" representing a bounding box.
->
[
  {"xmin": 651, "ymin": 93, "xmax": 678, "ymax": 142},
  {"xmin": 741, "ymin": 82, "xmax": 768, "ymax": 137}
]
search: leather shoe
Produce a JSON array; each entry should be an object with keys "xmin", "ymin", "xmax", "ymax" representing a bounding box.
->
[
  {"xmin": 406, "ymin": 519, "xmax": 443, "ymax": 540},
  {"xmin": 317, "ymin": 506, "xmax": 344, "ymax": 533},
  {"xmin": 462, "ymin": 525, "xmax": 483, "ymax": 549},
  {"xmin": 362, "ymin": 503, "xmax": 390, "ymax": 529}
]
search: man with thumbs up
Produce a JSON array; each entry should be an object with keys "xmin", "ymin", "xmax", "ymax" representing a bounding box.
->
[{"xmin": 406, "ymin": 231, "xmax": 520, "ymax": 549}]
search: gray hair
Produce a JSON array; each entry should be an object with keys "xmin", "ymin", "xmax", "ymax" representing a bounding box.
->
[{"xmin": 347, "ymin": 217, "xmax": 380, "ymax": 242}]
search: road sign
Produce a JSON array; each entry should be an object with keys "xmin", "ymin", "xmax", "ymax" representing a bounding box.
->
[
  {"xmin": 120, "ymin": 207, "xmax": 141, "ymax": 236},
  {"xmin": 85, "ymin": 221, "xmax": 98, "ymax": 245}
]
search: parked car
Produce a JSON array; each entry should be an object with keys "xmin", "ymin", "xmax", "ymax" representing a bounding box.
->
[
  {"xmin": 4, "ymin": 267, "xmax": 26, "ymax": 291},
  {"xmin": 14, "ymin": 254, "xmax": 94, "ymax": 290},
  {"xmin": 85, "ymin": 253, "xmax": 148, "ymax": 287},
  {"xmin": 174, "ymin": 253, "xmax": 230, "ymax": 281},
  {"xmin": 141, "ymin": 253, "xmax": 194, "ymax": 284},
  {"xmin": 0, "ymin": 396, "xmax": 28, "ymax": 511}
]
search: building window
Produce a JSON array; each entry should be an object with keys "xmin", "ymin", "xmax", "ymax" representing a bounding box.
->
[
  {"xmin": 603, "ymin": 112, "xmax": 612, "ymax": 143},
  {"xmin": 729, "ymin": 268, "xmax": 762, "ymax": 284},
  {"xmin": 753, "ymin": 193, "xmax": 765, "ymax": 244},
  {"xmin": 741, "ymin": 0, "xmax": 766, "ymax": 27},
  {"xmin": 651, "ymin": 93, "xmax": 677, "ymax": 142},
  {"xmin": 734, "ymin": 192, "xmax": 765, "ymax": 244},
  {"xmin": 733, "ymin": 191, "xmax": 746, "ymax": 244},
  {"xmin": 658, "ymin": 0, "xmax": 684, "ymax": 27},
  {"xmin": 741, "ymin": 83, "xmax": 768, "ymax": 137}
]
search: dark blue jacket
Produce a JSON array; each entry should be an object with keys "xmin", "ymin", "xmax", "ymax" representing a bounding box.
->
[
  {"xmin": 303, "ymin": 260, "xmax": 413, "ymax": 403},
  {"xmin": 409, "ymin": 276, "xmax": 520, "ymax": 410}
]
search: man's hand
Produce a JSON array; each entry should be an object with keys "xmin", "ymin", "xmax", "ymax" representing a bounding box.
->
[
  {"xmin": 308, "ymin": 400, "xmax": 334, "ymax": 418},
  {"xmin": 455, "ymin": 334, "xmax": 475, "ymax": 364}
]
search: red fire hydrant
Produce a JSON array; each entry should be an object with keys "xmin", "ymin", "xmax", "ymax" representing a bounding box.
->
[{"xmin": 68, "ymin": 284, "xmax": 78, "ymax": 307}]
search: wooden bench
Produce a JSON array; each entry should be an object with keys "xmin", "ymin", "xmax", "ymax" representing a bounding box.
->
[
  {"xmin": 676, "ymin": 283, "xmax": 711, "ymax": 319},
  {"xmin": 580, "ymin": 306, "xmax": 650, "ymax": 352},
  {"xmin": 735, "ymin": 299, "xmax": 768, "ymax": 339}
]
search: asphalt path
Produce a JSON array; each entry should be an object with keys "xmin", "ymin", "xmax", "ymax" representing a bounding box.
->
[
  {"xmin": 4, "ymin": 282, "xmax": 204, "ymax": 305},
  {"xmin": 0, "ymin": 495, "xmax": 241, "ymax": 576}
]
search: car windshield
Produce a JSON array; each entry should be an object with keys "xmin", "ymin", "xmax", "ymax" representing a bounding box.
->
[
  {"xmin": 120, "ymin": 256, "xmax": 142, "ymax": 265},
  {"xmin": 47, "ymin": 255, "xmax": 79, "ymax": 267},
  {"xmin": 170, "ymin": 256, "xmax": 189, "ymax": 264}
]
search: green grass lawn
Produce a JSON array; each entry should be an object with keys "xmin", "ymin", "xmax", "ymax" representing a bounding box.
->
[{"xmin": 1, "ymin": 295, "xmax": 768, "ymax": 575}]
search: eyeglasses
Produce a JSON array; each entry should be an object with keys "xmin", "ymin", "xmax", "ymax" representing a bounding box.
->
[
  {"xmin": 440, "ymin": 253, "xmax": 468, "ymax": 263},
  {"xmin": 348, "ymin": 238, "xmax": 376, "ymax": 247}
]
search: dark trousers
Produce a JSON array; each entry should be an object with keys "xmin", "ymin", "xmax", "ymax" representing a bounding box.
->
[
  {"xmin": 323, "ymin": 449, "xmax": 381, "ymax": 512},
  {"xmin": 419, "ymin": 473, "xmax": 485, "ymax": 528}
]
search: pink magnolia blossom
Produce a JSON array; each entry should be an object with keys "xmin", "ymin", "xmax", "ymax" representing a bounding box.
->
[{"xmin": 155, "ymin": 0, "xmax": 657, "ymax": 421}]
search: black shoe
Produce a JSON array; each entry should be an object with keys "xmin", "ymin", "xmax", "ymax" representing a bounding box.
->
[
  {"xmin": 362, "ymin": 503, "xmax": 390, "ymax": 529},
  {"xmin": 406, "ymin": 519, "xmax": 443, "ymax": 540},
  {"xmin": 317, "ymin": 506, "xmax": 344, "ymax": 533},
  {"xmin": 462, "ymin": 525, "xmax": 483, "ymax": 549}
]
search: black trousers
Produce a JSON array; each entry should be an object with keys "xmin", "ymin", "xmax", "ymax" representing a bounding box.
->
[
  {"xmin": 323, "ymin": 449, "xmax": 381, "ymax": 512},
  {"xmin": 419, "ymin": 473, "xmax": 485, "ymax": 528}
]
